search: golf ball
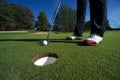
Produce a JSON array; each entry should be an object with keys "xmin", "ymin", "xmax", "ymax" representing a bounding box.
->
[{"xmin": 42, "ymin": 40, "xmax": 48, "ymax": 46}]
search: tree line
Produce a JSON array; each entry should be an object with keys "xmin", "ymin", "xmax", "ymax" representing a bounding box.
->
[
  {"xmin": 35, "ymin": 5, "xmax": 113, "ymax": 32},
  {"xmin": 0, "ymin": 0, "xmax": 113, "ymax": 31},
  {"xmin": 0, "ymin": 0, "xmax": 34, "ymax": 30}
]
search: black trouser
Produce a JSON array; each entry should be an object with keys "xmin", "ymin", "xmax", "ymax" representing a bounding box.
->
[{"xmin": 74, "ymin": 0, "xmax": 107, "ymax": 37}]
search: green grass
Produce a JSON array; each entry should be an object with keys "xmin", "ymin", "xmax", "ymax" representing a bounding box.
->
[{"xmin": 0, "ymin": 31, "xmax": 120, "ymax": 80}]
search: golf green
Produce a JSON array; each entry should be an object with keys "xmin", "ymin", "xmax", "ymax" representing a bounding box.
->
[{"xmin": 0, "ymin": 31, "xmax": 120, "ymax": 80}]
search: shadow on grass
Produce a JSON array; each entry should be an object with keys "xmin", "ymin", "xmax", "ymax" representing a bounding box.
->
[
  {"xmin": 50, "ymin": 39, "xmax": 78, "ymax": 43},
  {"xmin": 50, "ymin": 39, "xmax": 89, "ymax": 46},
  {"xmin": 0, "ymin": 39, "xmax": 88, "ymax": 46},
  {"xmin": 0, "ymin": 39, "xmax": 77, "ymax": 43},
  {"xmin": 0, "ymin": 39, "xmax": 41, "ymax": 42}
]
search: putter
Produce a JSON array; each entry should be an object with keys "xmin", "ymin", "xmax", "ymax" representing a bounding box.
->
[{"xmin": 47, "ymin": 0, "xmax": 62, "ymax": 42}]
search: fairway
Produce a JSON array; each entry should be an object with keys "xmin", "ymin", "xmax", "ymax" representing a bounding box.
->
[{"xmin": 0, "ymin": 31, "xmax": 120, "ymax": 80}]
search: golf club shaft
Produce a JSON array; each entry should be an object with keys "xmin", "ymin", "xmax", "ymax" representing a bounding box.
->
[{"xmin": 47, "ymin": 0, "xmax": 62, "ymax": 41}]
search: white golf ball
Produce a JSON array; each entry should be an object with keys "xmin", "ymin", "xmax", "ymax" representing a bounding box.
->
[{"xmin": 42, "ymin": 40, "xmax": 48, "ymax": 46}]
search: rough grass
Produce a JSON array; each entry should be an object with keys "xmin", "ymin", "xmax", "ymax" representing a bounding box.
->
[{"xmin": 0, "ymin": 31, "xmax": 120, "ymax": 80}]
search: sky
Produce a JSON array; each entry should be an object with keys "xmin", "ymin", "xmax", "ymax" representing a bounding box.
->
[{"xmin": 6, "ymin": 0, "xmax": 120, "ymax": 28}]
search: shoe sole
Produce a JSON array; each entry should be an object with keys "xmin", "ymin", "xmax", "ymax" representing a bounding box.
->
[
  {"xmin": 83, "ymin": 40, "xmax": 97, "ymax": 46},
  {"xmin": 66, "ymin": 37, "xmax": 73, "ymax": 40},
  {"xmin": 66, "ymin": 37, "xmax": 82, "ymax": 40}
]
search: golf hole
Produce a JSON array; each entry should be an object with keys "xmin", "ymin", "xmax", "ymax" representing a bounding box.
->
[{"xmin": 32, "ymin": 53, "xmax": 58, "ymax": 66}]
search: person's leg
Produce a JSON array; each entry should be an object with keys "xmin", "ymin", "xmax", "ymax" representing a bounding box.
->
[
  {"xmin": 74, "ymin": 0, "xmax": 87, "ymax": 37},
  {"xmin": 66, "ymin": 0, "xmax": 87, "ymax": 40},
  {"xmin": 84, "ymin": 0, "xmax": 107, "ymax": 45},
  {"xmin": 89, "ymin": 0, "xmax": 107, "ymax": 37}
]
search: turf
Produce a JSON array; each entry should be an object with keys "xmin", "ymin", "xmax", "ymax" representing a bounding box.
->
[{"xmin": 0, "ymin": 31, "xmax": 120, "ymax": 80}]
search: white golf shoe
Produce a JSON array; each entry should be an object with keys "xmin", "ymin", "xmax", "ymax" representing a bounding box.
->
[
  {"xmin": 66, "ymin": 35, "xmax": 82, "ymax": 40},
  {"xmin": 84, "ymin": 34, "xmax": 103, "ymax": 46}
]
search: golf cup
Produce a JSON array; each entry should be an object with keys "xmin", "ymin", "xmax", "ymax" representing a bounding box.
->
[{"xmin": 33, "ymin": 53, "xmax": 58, "ymax": 66}]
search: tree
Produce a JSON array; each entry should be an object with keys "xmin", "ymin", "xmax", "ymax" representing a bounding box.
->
[
  {"xmin": 68, "ymin": 7, "xmax": 76, "ymax": 31},
  {"xmin": 0, "ymin": 0, "xmax": 34, "ymax": 30},
  {"xmin": 37, "ymin": 12, "xmax": 49, "ymax": 31},
  {"xmin": 13, "ymin": 4, "xmax": 34, "ymax": 30},
  {"xmin": 0, "ymin": 0, "xmax": 9, "ymax": 30},
  {"xmin": 59, "ymin": 5, "xmax": 70, "ymax": 32},
  {"xmin": 54, "ymin": 5, "xmax": 76, "ymax": 32},
  {"xmin": 85, "ymin": 21, "xmax": 91, "ymax": 31},
  {"xmin": 0, "ymin": 0, "xmax": 8, "ymax": 15},
  {"xmin": 84, "ymin": 20, "xmax": 112, "ymax": 31},
  {"xmin": 106, "ymin": 20, "xmax": 112, "ymax": 30},
  {"xmin": 0, "ymin": 14, "xmax": 15, "ymax": 30},
  {"xmin": 6, "ymin": 3, "xmax": 34, "ymax": 30}
]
